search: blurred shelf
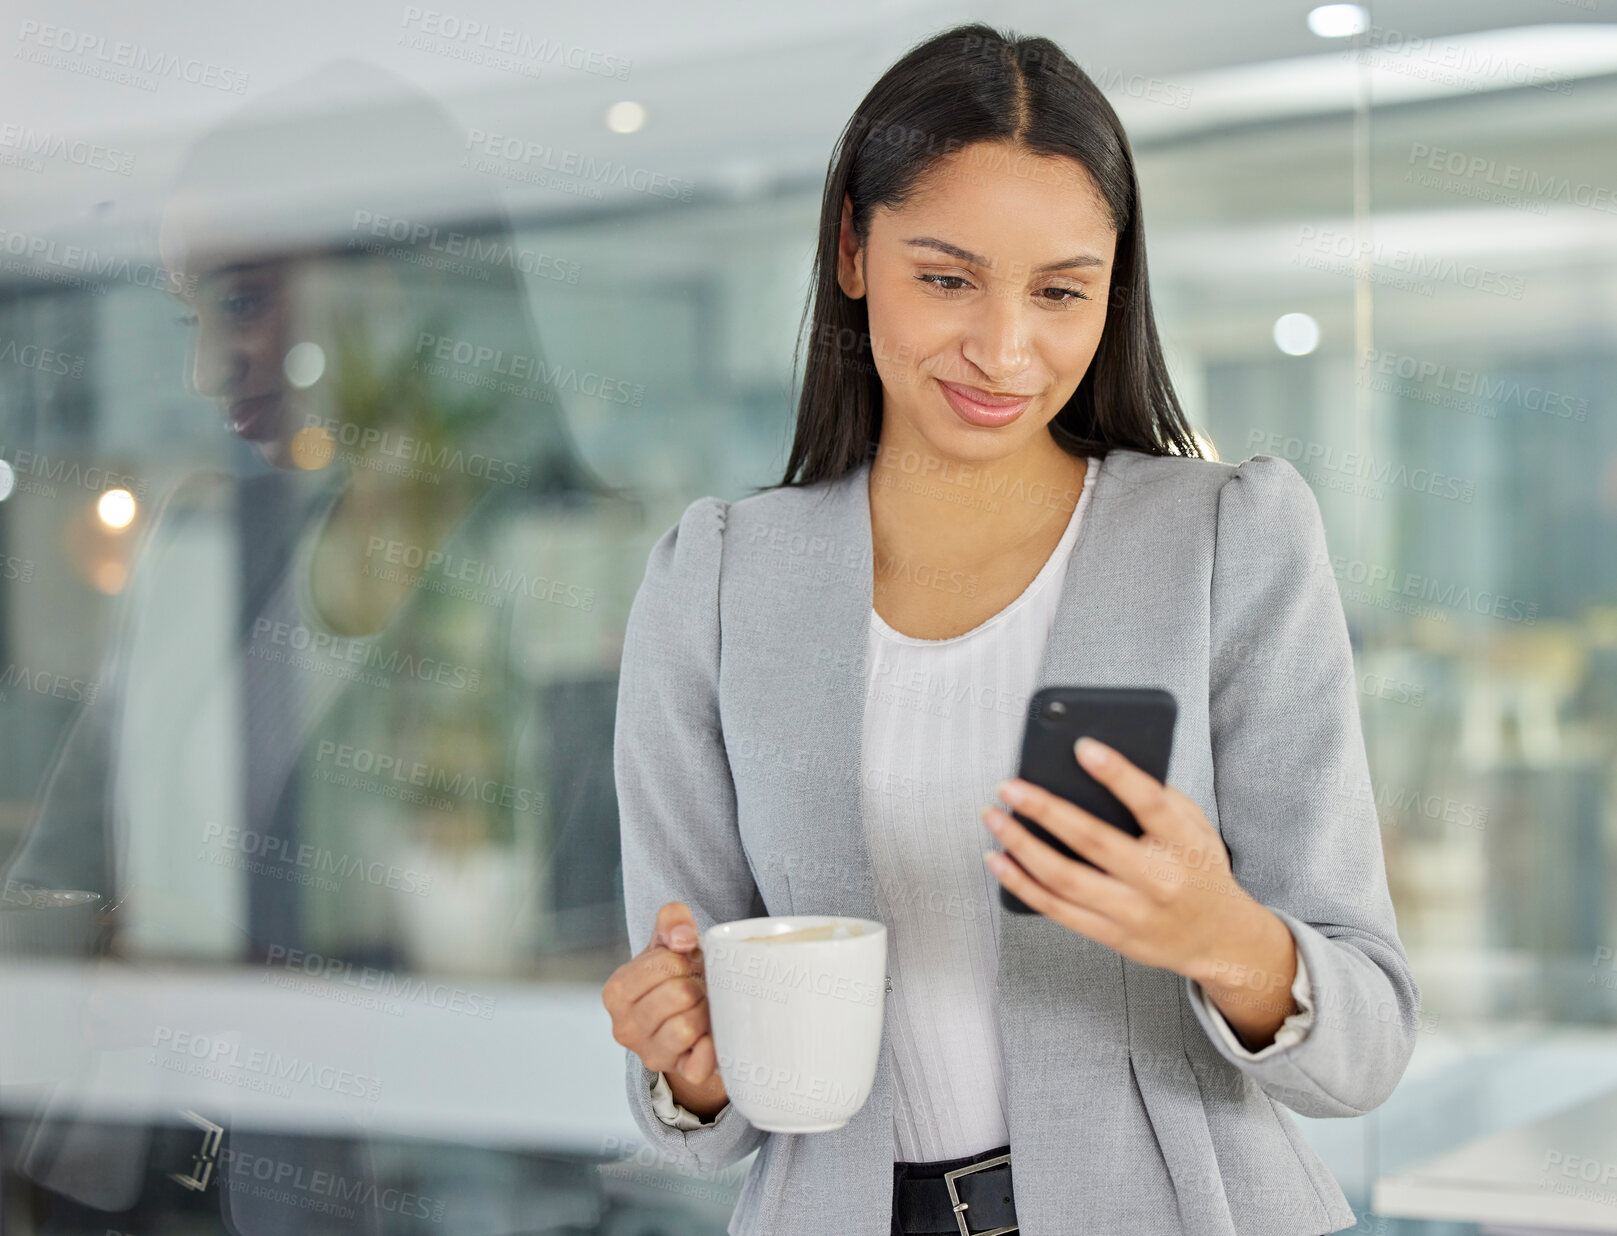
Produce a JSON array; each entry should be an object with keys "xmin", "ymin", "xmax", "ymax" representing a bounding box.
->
[
  {"xmin": 1375, "ymin": 1086, "xmax": 1617, "ymax": 1230},
  {"xmin": 0, "ymin": 959, "xmax": 640, "ymax": 1156}
]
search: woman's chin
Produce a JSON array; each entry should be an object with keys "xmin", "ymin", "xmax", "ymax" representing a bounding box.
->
[
  {"xmin": 913, "ymin": 416, "xmax": 1039, "ymax": 466},
  {"xmin": 250, "ymin": 437, "xmax": 302, "ymax": 471}
]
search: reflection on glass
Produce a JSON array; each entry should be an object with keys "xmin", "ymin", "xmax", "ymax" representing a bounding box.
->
[
  {"xmin": 0, "ymin": 9, "xmax": 1611, "ymax": 1235},
  {"xmin": 2, "ymin": 59, "xmax": 633, "ymax": 1235}
]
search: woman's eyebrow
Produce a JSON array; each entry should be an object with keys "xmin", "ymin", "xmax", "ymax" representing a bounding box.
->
[{"xmin": 903, "ymin": 236, "xmax": 1104, "ymax": 273}]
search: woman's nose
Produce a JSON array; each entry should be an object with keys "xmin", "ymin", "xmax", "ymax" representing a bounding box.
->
[
  {"xmin": 189, "ymin": 335, "xmax": 249, "ymax": 399},
  {"xmin": 961, "ymin": 289, "xmax": 1032, "ymax": 382}
]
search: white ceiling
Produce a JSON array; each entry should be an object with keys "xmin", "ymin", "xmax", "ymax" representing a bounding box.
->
[{"xmin": 2, "ymin": 1, "xmax": 1615, "ymax": 262}]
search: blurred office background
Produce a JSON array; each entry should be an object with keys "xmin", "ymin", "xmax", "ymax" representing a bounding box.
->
[{"xmin": 0, "ymin": 0, "xmax": 1614, "ymax": 1232}]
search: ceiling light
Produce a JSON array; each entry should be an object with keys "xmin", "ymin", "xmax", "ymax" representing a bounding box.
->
[
  {"xmin": 1308, "ymin": 4, "xmax": 1369, "ymax": 38},
  {"xmin": 605, "ymin": 101, "xmax": 646, "ymax": 134},
  {"xmin": 1274, "ymin": 312, "xmax": 1321, "ymax": 355}
]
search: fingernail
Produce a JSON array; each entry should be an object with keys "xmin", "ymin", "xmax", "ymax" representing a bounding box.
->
[
  {"xmin": 670, "ymin": 926, "xmax": 694, "ymax": 948},
  {"xmin": 1076, "ymin": 737, "xmax": 1108, "ymax": 767},
  {"xmin": 996, "ymin": 780, "xmax": 1023, "ymax": 806}
]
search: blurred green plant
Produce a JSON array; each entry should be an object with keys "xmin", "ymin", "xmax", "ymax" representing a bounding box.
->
[{"xmin": 326, "ymin": 307, "xmax": 505, "ymax": 470}]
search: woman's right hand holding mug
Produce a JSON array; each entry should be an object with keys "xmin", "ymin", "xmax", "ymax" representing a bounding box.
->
[{"xmin": 603, "ymin": 900, "xmax": 729, "ymax": 1120}]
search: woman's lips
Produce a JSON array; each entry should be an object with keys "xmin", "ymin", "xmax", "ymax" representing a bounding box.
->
[
  {"xmin": 225, "ymin": 393, "xmax": 285, "ymax": 441},
  {"xmin": 938, "ymin": 378, "xmax": 1033, "ymax": 427}
]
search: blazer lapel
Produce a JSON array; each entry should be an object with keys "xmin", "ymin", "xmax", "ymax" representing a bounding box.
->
[
  {"xmin": 1032, "ymin": 446, "xmax": 1187, "ymax": 703},
  {"xmin": 740, "ymin": 455, "xmax": 881, "ymax": 921},
  {"xmin": 989, "ymin": 446, "xmax": 1185, "ymax": 975}
]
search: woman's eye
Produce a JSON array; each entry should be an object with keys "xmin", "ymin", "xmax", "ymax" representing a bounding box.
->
[
  {"xmin": 221, "ymin": 292, "xmax": 267, "ymax": 320},
  {"xmin": 916, "ymin": 273, "xmax": 1091, "ymax": 304}
]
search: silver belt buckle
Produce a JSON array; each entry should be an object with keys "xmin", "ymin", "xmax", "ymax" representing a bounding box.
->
[{"xmin": 942, "ymin": 1151, "xmax": 1016, "ymax": 1236}]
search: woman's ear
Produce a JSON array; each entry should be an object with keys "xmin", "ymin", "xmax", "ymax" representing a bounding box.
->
[{"xmin": 835, "ymin": 193, "xmax": 867, "ymax": 299}]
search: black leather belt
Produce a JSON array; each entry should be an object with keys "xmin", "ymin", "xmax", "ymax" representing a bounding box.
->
[{"xmin": 892, "ymin": 1143, "xmax": 1017, "ymax": 1235}]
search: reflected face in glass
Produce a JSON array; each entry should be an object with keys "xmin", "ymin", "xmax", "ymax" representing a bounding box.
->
[
  {"xmin": 837, "ymin": 139, "xmax": 1117, "ymax": 464},
  {"xmin": 173, "ymin": 260, "xmax": 302, "ymax": 469}
]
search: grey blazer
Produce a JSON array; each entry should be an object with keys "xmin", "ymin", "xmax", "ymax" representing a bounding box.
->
[{"xmin": 615, "ymin": 446, "xmax": 1421, "ymax": 1236}]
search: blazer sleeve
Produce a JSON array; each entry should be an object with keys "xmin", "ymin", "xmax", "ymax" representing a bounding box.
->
[
  {"xmin": 615, "ymin": 495, "xmax": 769, "ymax": 1172},
  {"xmin": 1184, "ymin": 453, "xmax": 1423, "ymax": 1118}
]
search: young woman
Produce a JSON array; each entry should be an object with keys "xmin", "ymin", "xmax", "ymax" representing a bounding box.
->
[{"xmin": 603, "ymin": 22, "xmax": 1418, "ymax": 1236}]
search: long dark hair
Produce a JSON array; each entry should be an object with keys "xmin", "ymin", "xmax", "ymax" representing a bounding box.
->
[{"xmin": 770, "ymin": 22, "xmax": 1206, "ymax": 490}]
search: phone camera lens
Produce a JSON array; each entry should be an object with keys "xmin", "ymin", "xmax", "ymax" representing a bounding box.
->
[{"xmin": 1044, "ymin": 700, "xmax": 1067, "ymax": 720}]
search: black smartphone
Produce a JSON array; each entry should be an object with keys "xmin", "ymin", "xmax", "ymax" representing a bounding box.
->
[{"xmin": 999, "ymin": 685, "xmax": 1178, "ymax": 915}]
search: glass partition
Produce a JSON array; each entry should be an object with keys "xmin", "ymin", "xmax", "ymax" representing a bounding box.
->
[{"xmin": 1, "ymin": 5, "xmax": 1612, "ymax": 1234}]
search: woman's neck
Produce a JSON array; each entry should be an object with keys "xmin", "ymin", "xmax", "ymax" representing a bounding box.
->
[{"xmin": 867, "ymin": 429, "xmax": 1088, "ymax": 575}]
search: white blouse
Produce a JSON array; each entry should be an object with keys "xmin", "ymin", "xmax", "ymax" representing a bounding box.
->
[{"xmin": 651, "ymin": 454, "xmax": 1315, "ymax": 1149}]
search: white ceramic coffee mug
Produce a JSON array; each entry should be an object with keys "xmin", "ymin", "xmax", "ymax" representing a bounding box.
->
[
  {"xmin": 702, "ymin": 914, "xmax": 887, "ymax": 1133},
  {"xmin": 0, "ymin": 889, "xmax": 101, "ymax": 957}
]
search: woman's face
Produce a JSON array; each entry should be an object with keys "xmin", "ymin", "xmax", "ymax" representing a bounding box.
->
[
  {"xmin": 836, "ymin": 139, "xmax": 1118, "ymax": 469},
  {"xmin": 173, "ymin": 256, "xmax": 304, "ymax": 469}
]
